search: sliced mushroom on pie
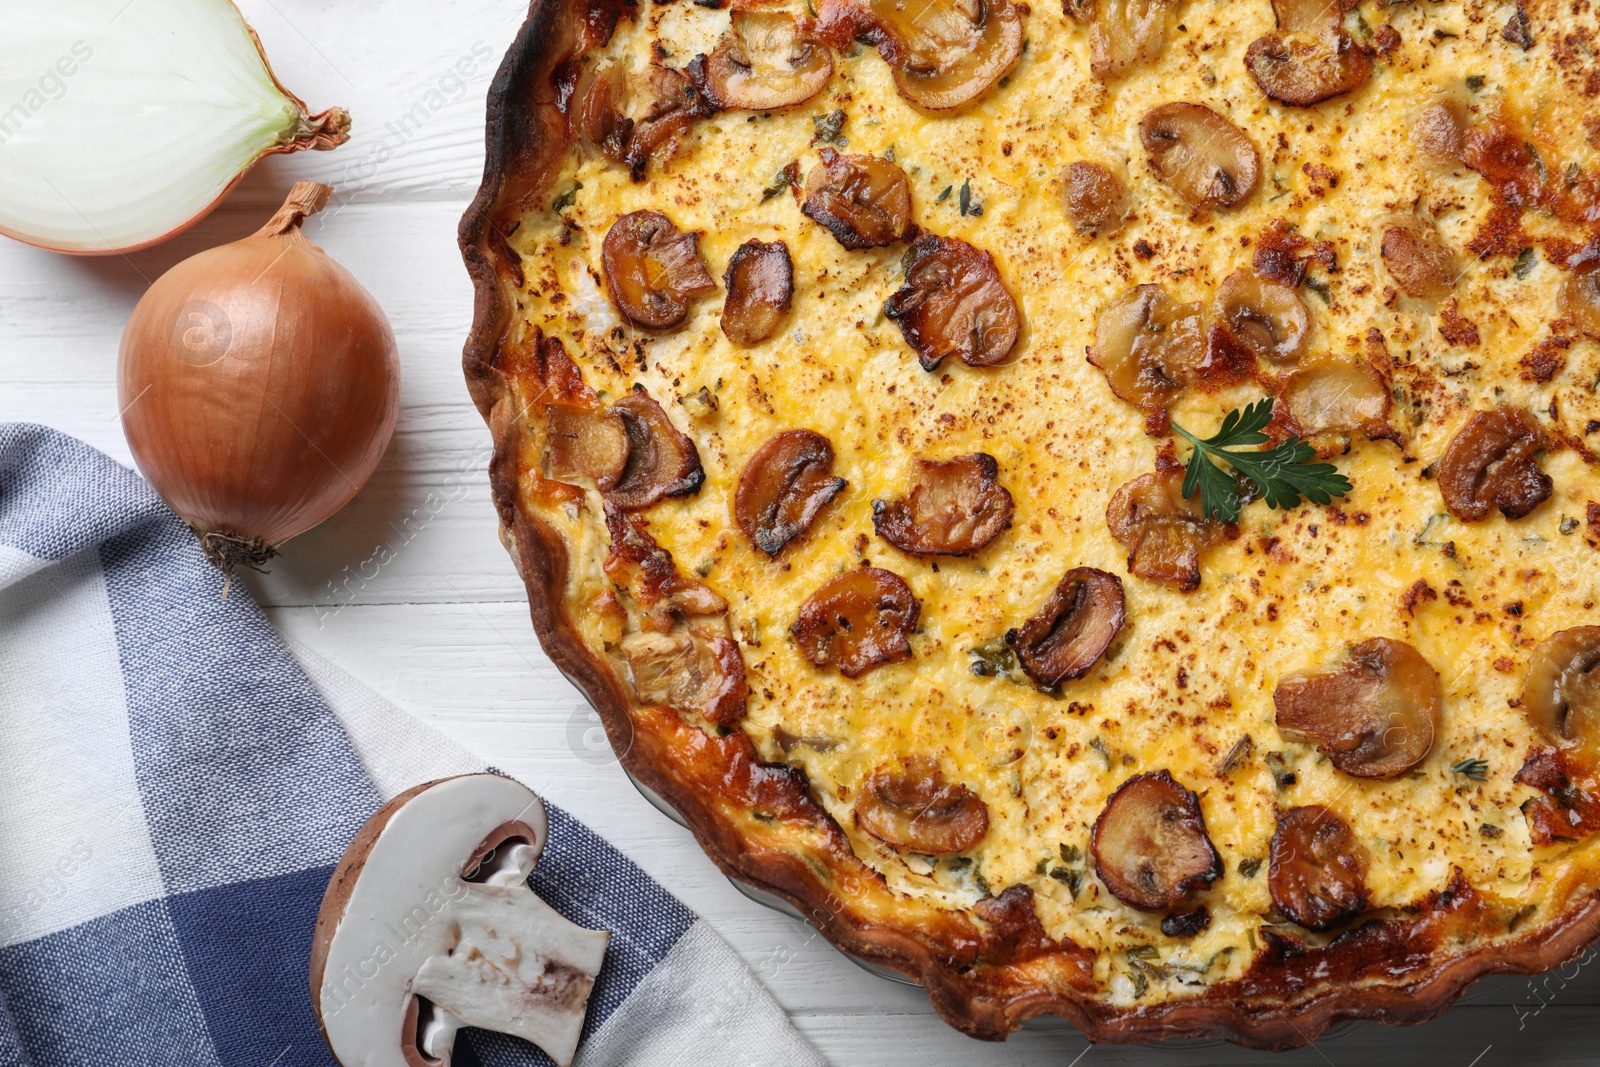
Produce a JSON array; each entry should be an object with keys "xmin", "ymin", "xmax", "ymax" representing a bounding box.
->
[
  {"xmin": 1092, "ymin": 771, "xmax": 1222, "ymax": 912},
  {"xmin": 1274, "ymin": 638, "xmax": 1441, "ymax": 778},
  {"xmin": 873, "ymin": 453, "xmax": 1013, "ymax": 556}
]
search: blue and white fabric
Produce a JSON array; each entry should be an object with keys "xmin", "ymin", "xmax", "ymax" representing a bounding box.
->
[{"xmin": 0, "ymin": 423, "xmax": 826, "ymax": 1067}]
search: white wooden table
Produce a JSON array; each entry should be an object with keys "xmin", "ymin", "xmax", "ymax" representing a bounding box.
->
[{"xmin": 3, "ymin": 2, "xmax": 1598, "ymax": 1062}]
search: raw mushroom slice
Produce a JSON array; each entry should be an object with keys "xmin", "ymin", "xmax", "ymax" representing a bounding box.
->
[
  {"xmin": 1279, "ymin": 361, "xmax": 1399, "ymax": 448},
  {"xmin": 801, "ymin": 148, "xmax": 914, "ymax": 250},
  {"xmin": 1562, "ymin": 268, "xmax": 1600, "ymax": 340},
  {"xmin": 606, "ymin": 391, "xmax": 706, "ymax": 510},
  {"xmin": 1062, "ymin": 161, "xmax": 1129, "ymax": 234},
  {"xmin": 1106, "ymin": 467, "xmax": 1229, "ymax": 591},
  {"xmin": 886, "ymin": 234, "xmax": 1021, "ymax": 370},
  {"xmin": 1088, "ymin": 284, "xmax": 1207, "ymax": 425},
  {"xmin": 1140, "ymin": 103, "xmax": 1261, "ymax": 211},
  {"xmin": 311, "ymin": 774, "xmax": 610, "ymax": 1067},
  {"xmin": 735, "ymin": 429, "xmax": 847, "ymax": 555},
  {"xmin": 1436, "ymin": 406, "xmax": 1552, "ymax": 522},
  {"xmin": 1082, "ymin": 0, "xmax": 1179, "ymax": 81},
  {"xmin": 1091, "ymin": 771, "xmax": 1222, "ymax": 912},
  {"xmin": 1005, "ymin": 567, "xmax": 1126, "ymax": 687},
  {"xmin": 1380, "ymin": 220, "xmax": 1458, "ymax": 302},
  {"xmin": 872, "ymin": 453, "xmax": 1014, "ymax": 556},
  {"xmin": 792, "ymin": 567, "xmax": 920, "ymax": 677},
  {"xmin": 856, "ymin": 0, "xmax": 1024, "ymax": 110},
  {"xmin": 721, "ymin": 239, "xmax": 795, "ymax": 346},
  {"xmin": 601, "ymin": 210, "xmax": 717, "ymax": 330},
  {"xmin": 1521, "ymin": 627, "xmax": 1600, "ymax": 763},
  {"xmin": 543, "ymin": 404, "xmax": 630, "ymax": 491},
  {"xmin": 1245, "ymin": 30, "xmax": 1372, "ymax": 107},
  {"xmin": 621, "ymin": 625, "xmax": 749, "ymax": 726},
  {"xmin": 690, "ymin": 11, "xmax": 834, "ymax": 111},
  {"xmin": 855, "ymin": 757, "xmax": 990, "ymax": 853},
  {"xmin": 1274, "ymin": 637, "xmax": 1441, "ymax": 778},
  {"xmin": 1269, "ymin": 805, "xmax": 1370, "ymax": 931},
  {"xmin": 1213, "ymin": 270, "xmax": 1311, "ymax": 365}
]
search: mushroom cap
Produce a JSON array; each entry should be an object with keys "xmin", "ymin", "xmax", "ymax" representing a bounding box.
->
[{"xmin": 310, "ymin": 774, "xmax": 607, "ymax": 1067}]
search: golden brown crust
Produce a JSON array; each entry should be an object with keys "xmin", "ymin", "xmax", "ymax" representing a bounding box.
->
[{"xmin": 460, "ymin": 0, "xmax": 1600, "ymax": 1048}]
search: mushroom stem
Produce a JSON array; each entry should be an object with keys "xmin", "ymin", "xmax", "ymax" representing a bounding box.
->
[{"xmin": 410, "ymin": 875, "xmax": 610, "ymax": 1065}]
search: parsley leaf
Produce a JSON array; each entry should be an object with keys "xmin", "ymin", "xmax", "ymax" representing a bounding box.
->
[{"xmin": 1172, "ymin": 398, "xmax": 1353, "ymax": 523}]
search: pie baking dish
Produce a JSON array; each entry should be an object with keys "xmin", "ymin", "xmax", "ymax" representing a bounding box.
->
[{"xmin": 460, "ymin": 0, "xmax": 1600, "ymax": 1047}]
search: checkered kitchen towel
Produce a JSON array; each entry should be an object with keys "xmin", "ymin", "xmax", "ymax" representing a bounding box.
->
[{"xmin": 0, "ymin": 424, "xmax": 826, "ymax": 1067}]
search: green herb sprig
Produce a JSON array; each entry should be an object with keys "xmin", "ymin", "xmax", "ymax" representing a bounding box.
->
[
  {"xmin": 1172, "ymin": 398, "xmax": 1352, "ymax": 523},
  {"xmin": 1452, "ymin": 757, "xmax": 1490, "ymax": 782}
]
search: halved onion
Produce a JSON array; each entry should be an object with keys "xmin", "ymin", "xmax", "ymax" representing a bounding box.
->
[{"xmin": 2, "ymin": 0, "xmax": 350, "ymax": 254}]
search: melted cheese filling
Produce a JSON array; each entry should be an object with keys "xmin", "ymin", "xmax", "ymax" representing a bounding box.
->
[{"xmin": 508, "ymin": 0, "xmax": 1600, "ymax": 1001}]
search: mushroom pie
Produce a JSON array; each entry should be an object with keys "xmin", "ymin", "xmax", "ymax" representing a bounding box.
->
[{"xmin": 462, "ymin": 0, "xmax": 1600, "ymax": 1047}]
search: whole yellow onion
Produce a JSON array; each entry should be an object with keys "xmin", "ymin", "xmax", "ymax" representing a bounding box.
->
[{"xmin": 118, "ymin": 182, "xmax": 399, "ymax": 581}]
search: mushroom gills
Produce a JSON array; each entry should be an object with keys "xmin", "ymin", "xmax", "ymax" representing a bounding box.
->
[
  {"xmin": 1106, "ymin": 467, "xmax": 1227, "ymax": 590},
  {"xmin": 1140, "ymin": 103, "xmax": 1260, "ymax": 210},
  {"xmin": 1005, "ymin": 567, "xmax": 1126, "ymax": 686},
  {"xmin": 792, "ymin": 567, "xmax": 920, "ymax": 677},
  {"xmin": 872, "ymin": 453, "xmax": 1014, "ymax": 556},
  {"xmin": 601, "ymin": 210, "xmax": 717, "ymax": 330},
  {"xmin": 1091, "ymin": 770, "xmax": 1221, "ymax": 911},
  {"xmin": 692, "ymin": 11, "xmax": 834, "ymax": 111},
  {"xmin": 886, "ymin": 233, "xmax": 1021, "ymax": 370},
  {"xmin": 1436, "ymin": 405, "xmax": 1552, "ymax": 522},
  {"xmin": 1269, "ymin": 805, "xmax": 1370, "ymax": 931},
  {"xmin": 860, "ymin": 0, "xmax": 1023, "ymax": 110},
  {"xmin": 1274, "ymin": 637, "xmax": 1441, "ymax": 778},
  {"xmin": 311, "ymin": 775, "xmax": 610, "ymax": 1067},
  {"xmin": 855, "ymin": 757, "xmax": 989, "ymax": 853},
  {"xmin": 1089, "ymin": 284, "xmax": 1206, "ymax": 423},
  {"xmin": 736, "ymin": 429, "xmax": 847, "ymax": 555},
  {"xmin": 1522, "ymin": 627, "xmax": 1600, "ymax": 763},
  {"xmin": 801, "ymin": 148, "xmax": 914, "ymax": 250}
]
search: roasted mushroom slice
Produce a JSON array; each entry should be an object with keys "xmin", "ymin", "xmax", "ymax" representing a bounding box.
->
[
  {"xmin": 1062, "ymin": 161, "xmax": 1128, "ymax": 234},
  {"xmin": 579, "ymin": 65, "xmax": 703, "ymax": 181},
  {"xmin": 602, "ymin": 210, "xmax": 717, "ymax": 329},
  {"xmin": 1521, "ymin": 627, "xmax": 1600, "ymax": 763},
  {"xmin": 859, "ymin": 0, "xmax": 1024, "ymax": 111},
  {"xmin": 621, "ymin": 625, "xmax": 749, "ymax": 726},
  {"xmin": 872, "ymin": 453, "xmax": 1014, "ymax": 556},
  {"xmin": 793, "ymin": 567, "xmax": 919, "ymax": 677},
  {"xmin": 1245, "ymin": 31, "xmax": 1372, "ymax": 107},
  {"xmin": 721, "ymin": 239, "xmax": 794, "ymax": 346},
  {"xmin": 1092, "ymin": 771, "xmax": 1222, "ymax": 912},
  {"xmin": 855, "ymin": 757, "xmax": 989, "ymax": 853},
  {"xmin": 1088, "ymin": 284, "xmax": 1206, "ymax": 425},
  {"xmin": 1005, "ymin": 567, "xmax": 1126, "ymax": 687},
  {"xmin": 1380, "ymin": 220, "xmax": 1458, "ymax": 302},
  {"xmin": 1140, "ymin": 103, "xmax": 1260, "ymax": 211},
  {"xmin": 735, "ymin": 429, "xmax": 847, "ymax": 555},
  {"xmin": 1437, "ymin": 406, "xmax": 1552, "ymax": 522},
  {"xmin": 544, "ymin": 404, "xmax": 630, "ymax": 490},
  {"xmin": 1106, "ymin": 467, "xmax": 1228, "ymax": 591},
  {"xmin": 1213, "ymin": 270, "xmax": 1311, "ymax": 365},
  {"xmin": 1280, "ymin": 361, "xmax": 1398, "ymax": 447},
  {"xmin": 886, "ymin": 234, "xmax": 1021, "ymax": 370},
  {"xmin": 1562, "ymin": 268, "xmax": 1600, "ymax": 341},
  {"xmin": 1085, "ymin": 0, "xmax": 1179, "ymax": 81},
  {"xmin": 1269, "ymin": 806, "xmax": 1370, "ymax": 931},
  {"xmin": 801, "ymin": 148, "xmax": 913, "ymax": 250},
  {"xmin": 1274, "ymin": 637, "xmax": 1441, "ymax": 779},
  {"xmin": 691, "ymin": 11, "xmax": 834, "ymax": 111},
  {"xmin": 606, "ymin": 391, "xmax": 706, "ymax": 510}
]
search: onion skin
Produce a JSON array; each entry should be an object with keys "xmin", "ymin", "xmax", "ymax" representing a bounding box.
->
[{"xmin": 118, "ymin": 182, "xmax": 399, "ymax": 579}]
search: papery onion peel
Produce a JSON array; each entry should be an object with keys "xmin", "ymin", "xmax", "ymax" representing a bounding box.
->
[{"xmin": 117, "ymin": 182, "xmax": 400, "ymax": 586}]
